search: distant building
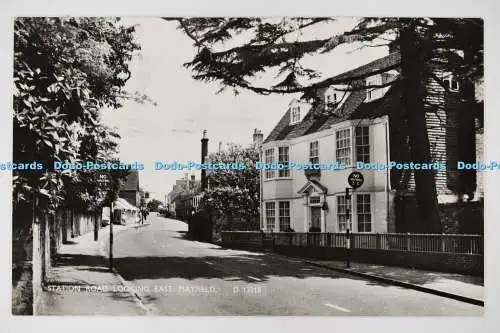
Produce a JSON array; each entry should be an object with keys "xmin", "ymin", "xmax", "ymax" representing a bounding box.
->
[
  {"xmin": 119, "ymin": 170, "xmax": 140, "ymax": 207},
  {"xmin": 167, "ymin": 174, "xmax": 201, "ymax": 220}
]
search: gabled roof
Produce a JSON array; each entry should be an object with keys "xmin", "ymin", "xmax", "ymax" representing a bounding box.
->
[
  {"xmin": 264, "ymin": 52, "xmax": 402, "ymax": 144},
  {"xmin": 327, "ymin": 51, "xmax": 400, "ymax": 83},
  {"xmin": 298, "ymin": 179, "xmax": 328, "ymax": 195}
]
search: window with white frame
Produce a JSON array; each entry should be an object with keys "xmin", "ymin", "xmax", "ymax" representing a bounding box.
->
[
  {"xmin": 309, "ymin": 195, "xmax": 321, "ymax": 205},
  {"xmin": 278, "ymin": 146, "xmax": 290, "ymax": 178},
  {"xmin": 336, "ymin": 128, "xmax": 351, "ymax": 165},
  {"xmin": 309, "ymin": 141, "xmax": 319, "ymax": 164},
  {"xmin": 326, "ymin": 92, "xmax": 337, "ymax": 104},
  {"xmin": 357, "ymin": 194, "xmax": 372, "ymax": 232},
  {"xmin": 291, "ymin": 106, "xmax": 301, "ymax": 124},
  {"xmin": 265, "ymin": 202, "xmax": 276, "ymax": 231},
  {"xmin": 264, "ymin": 148, "xmax": 275, "ymax": 179},
  {"xmin": 278, "ymin": 201, "xmax": 290, "ymax": 231},
  {"xmin": 444, "ymin": 75, "xmax": 459, "ymax": 92},
  {"xmin": 337, "ymin": 195, "xmax": 351, "ymax": 232},
  {"xmin": 366, "ymin": 78, "xmax": 377, "ymax": 101},
  {"xmin": 355, "ymin": 126, "xmax": 370, "ymax": 163}
]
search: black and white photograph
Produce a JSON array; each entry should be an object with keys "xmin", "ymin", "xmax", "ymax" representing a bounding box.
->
[{"xmin": 8, "ymin": 12, "xmax": 488, "ymax": 320}]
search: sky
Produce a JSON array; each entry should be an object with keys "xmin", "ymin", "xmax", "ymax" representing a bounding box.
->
[{"xmin": 100, "ymin": 17, "xmax": 388, "ymax": 202}]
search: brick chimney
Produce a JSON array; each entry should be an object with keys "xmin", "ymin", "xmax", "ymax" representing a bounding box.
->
[
  {"xmin": 253, "ymin": 128, "xmax": 263, "ymax": 147},
  {"xmin": 201, "ymin": 130, "xmax": 209, "ymax": 190}
]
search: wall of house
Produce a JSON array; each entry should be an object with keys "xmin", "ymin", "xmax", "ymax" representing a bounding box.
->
[
  {"xmin": 475, "ymin": 131, "xmax": 484, "ymax": 201},
  {"xmin": 290, "ymin": 198, "xmax": 306, "ymax": 232},
  {"xmin": 262, "ymin": 116, "xmax": 391, "ymax": 233}
]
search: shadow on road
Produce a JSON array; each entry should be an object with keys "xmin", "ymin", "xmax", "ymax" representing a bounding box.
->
[{"xmin": 112, "ymin": 253, "xmax": 397, "ymax": 287}]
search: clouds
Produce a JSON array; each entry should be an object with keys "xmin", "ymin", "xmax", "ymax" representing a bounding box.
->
[
  {"xmin": 171, "ymin": 128, "xmax": 193, "ymax": 134},
  {"xmin": 100, "ymin": 17, "xmax": 384, "ymax": 201}
]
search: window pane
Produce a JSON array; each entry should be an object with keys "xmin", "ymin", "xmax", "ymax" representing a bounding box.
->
[
  {"xmin": 356, "ymin": 194, "xmax": 371, "ymax": 233},
  {"xmin": 278, "ymin": 147, "xmax": 290, "ymax": 177},
  {"xmin": 337, "ymin": 195, "xmax": 351, "ymax": 232},
  {"xmin": 336, "ymin": 129, "xmax": 351, "ymax": 165},
  {"xmin": 265, "ymin": 202, "xmax": 276, "ymax": 230},
  {"xmin": 278, "ymin": 201, "xmax": 290, "ymax": 231},
  {"xmin": 309, "ymin": 141, "xmax": 319, "ymax": 164},
  {"xmin": 265, "ymin": 148, "xmax": 275, "ymax": 179},
  {"xmin": 355, "ymin": 126, "xmax": 370, "ymax": 163}
]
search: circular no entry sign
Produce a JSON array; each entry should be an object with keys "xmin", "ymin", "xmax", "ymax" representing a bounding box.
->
[{"xmin": 348, "ymin": 171, "xmax": 364, "ymax": 189}]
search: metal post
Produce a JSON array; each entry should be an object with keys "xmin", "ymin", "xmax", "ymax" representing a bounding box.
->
[
  {"xmin": 94, "ymin": 210, "xmax": 99, "ymax": 241},
  {"xmin": 346, "ymin": 227, "xmax": 351, "ymax": 268},
  {"xmin": 345, "ymin": 187, "xmax": 351, "ymax": 268},
  {"xmin": 109, "ymin": 202, "xmax": 114, "ymax": 271}
]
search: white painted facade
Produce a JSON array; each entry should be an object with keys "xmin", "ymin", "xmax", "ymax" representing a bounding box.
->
[{"xmin": 260, "ymin": 115, "xmax": 393, "ymax": 234}]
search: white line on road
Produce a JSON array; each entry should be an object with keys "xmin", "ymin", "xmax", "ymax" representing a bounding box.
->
[
  {"xmin": 324, "ymin": 303, "xmax": 351, "ymax": 313},
  {"xmin": 247, "ymin": 276, "xmax": 261, "ymax": 281},
  {"xmin": 204, "ymin": 261, "xmax": 214, "ymax": 265}
]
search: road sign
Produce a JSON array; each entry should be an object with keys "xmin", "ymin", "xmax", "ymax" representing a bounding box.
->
[{"xmin": 347, "ymin": 171, "xmax": 364, "ymax": 189}]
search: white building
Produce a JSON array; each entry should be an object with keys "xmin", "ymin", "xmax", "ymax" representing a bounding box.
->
[{"xmin": 260, "ymin": 50, "xmax": 484, "ymax": 234}]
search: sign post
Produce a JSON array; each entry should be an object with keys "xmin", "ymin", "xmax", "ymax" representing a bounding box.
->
[
  {"xmin": 345, "ymin": 187, "xmax": 351, "ymax": 268},
  {"xmin": 345, "ymin": 171, "xmax": 364, "ymax": 268},
  {"xmin": 109, "ymin": 201, "xmax": 114, "ymax": 271},
  {"xmin": 96, "ymin": 174, "xmax": 110, "ymax": 242},
  {"xmin": 98, "ymin": 173, "xmax": 113, "ymax": 271}
]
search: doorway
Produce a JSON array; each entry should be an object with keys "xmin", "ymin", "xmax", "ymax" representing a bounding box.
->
[{"xmin": 310, "ymin": 207, "xmax": 321, "ymax": 231}]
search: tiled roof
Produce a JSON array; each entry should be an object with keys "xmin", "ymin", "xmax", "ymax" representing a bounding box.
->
[{"xmin": 264, "ymin": 52, "xmax": 402, "ymax": 143}]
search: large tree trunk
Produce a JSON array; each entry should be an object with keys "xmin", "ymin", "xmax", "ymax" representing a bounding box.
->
[
  {"xmin": 399, "ymin": 22, "xmax": 442, "ymax": 233},
  {"xmin": 457, "ymin": 46, "xmax": 478, "ymax": 200}
]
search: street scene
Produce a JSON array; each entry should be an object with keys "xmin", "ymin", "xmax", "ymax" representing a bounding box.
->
[
  {"xmin": 39, "ymin": 214, "xmax": 482, "ymax": 316},
  {"xmin": 11, "ymin": 16, "xmax": 484, "ymax": 316}
]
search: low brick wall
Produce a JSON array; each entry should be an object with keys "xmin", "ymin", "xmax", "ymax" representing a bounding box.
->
[
  {"xmin": 13, "ymin": 207, "xmax": 103, "ymax": 315},
  {"xmin": 273, "ymin": 246, "xmax": 483, "ymax": 276},
  {"xmin": 221, "ymin": 231, "xmax": 483, "ymax": 276},
  {"xmin": 12, "ymin": 262, "xmax": 33, "ymax": 315}
]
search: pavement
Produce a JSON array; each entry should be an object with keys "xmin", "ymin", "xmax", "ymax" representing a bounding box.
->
[
  {"xmin": 37, "ymin": 222, "xmax": 150, "ymax": 315},
  {"xmin": 38, "ymin": 215, "xmax": 484, "ymax": 316},
  {"xmin": 303, "ymin": 260, "xmax": 483, "ymax": 306}
]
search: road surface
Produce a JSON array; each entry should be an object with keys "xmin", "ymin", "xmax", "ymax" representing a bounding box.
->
[{"xmin": 105, "ymin": 214, "xmax": 483, "ymax": 316}]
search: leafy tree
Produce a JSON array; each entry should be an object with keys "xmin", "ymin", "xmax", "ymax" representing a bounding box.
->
[
  {"xmin": 13, "ymin": 17, "xmax": 141, "ymax": 215},
  {"xmin": 147, "ymin": 199, "xmax": 163, "ymax": 212},
  {"xmin": 200, "ymin": 143, "xmax": 260, "ymax": 224},
  {"xmin": 170, "ymin": 17, "xmax": 483, "ymax": 233}
]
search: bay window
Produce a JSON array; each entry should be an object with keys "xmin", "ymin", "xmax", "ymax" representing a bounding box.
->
[
  {"xmin": 265, "ymin": 202, "xmax": 276, "ymax": 231},
  {"xmin": 264, "ymin": 148, "xmax": 275, "ymax": 179},
  {"xmin": 278, "ymin": 146, "xmax": 290, "ymax": 178}
]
